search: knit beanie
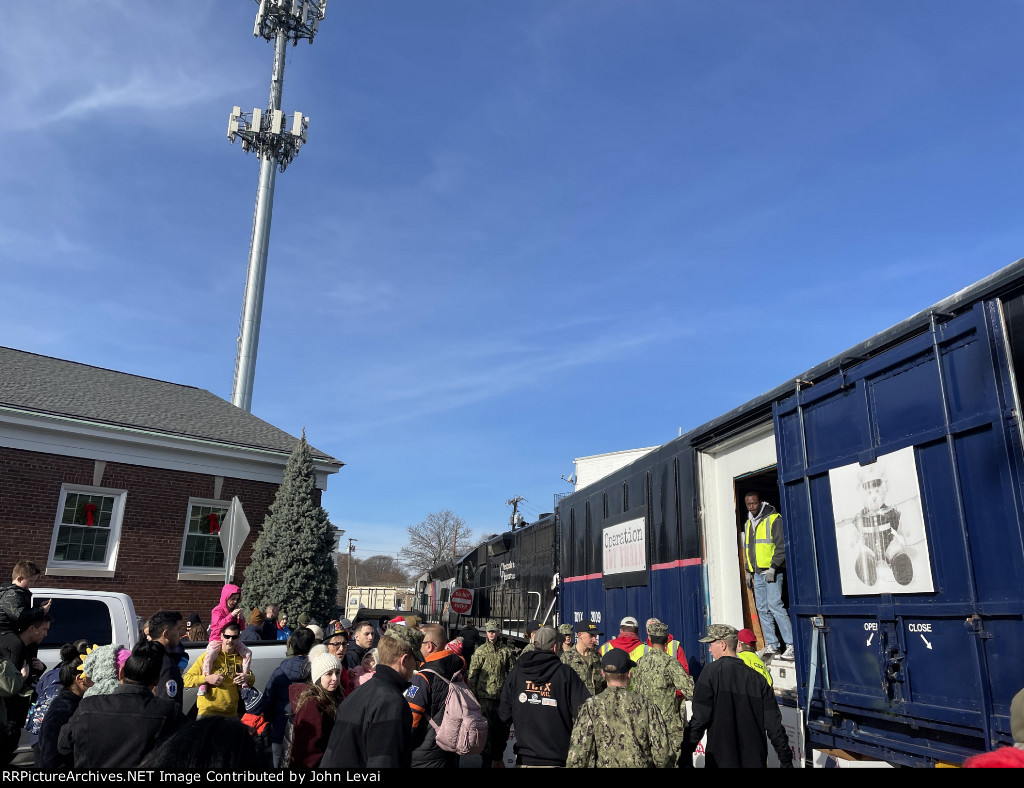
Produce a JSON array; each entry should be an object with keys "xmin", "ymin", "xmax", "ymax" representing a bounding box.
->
[
  {"xmin": 311, "ymin": 650, "xmax": 343, "ymax": 685},
  {"xmin": 81, "ymin": 644, "xmax": 124, "ymax": 697}
]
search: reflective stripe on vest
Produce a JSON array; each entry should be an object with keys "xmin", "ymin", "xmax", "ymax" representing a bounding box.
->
[
  {"xmin": 745, "ymin": 513, "xmax": 780, "ymax": 572},
  {"xmin": 598, "ymin": 641, "xmax": 650, "ymax": 660}
]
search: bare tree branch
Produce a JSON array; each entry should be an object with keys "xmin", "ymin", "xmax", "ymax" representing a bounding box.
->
[{"xmin": 398, "ymin": 510, "xmax": 473, "ymax": 576}]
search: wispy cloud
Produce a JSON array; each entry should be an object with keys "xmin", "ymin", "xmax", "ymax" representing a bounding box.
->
[
  {"xmin": 1, "ymin": 1, "xmax": 254, "ymax": 132},
  {"xmin": 330, "ymin": 317, "xmax": 686, "ymax": 436},
  {"xmin": 48, "ymin": 68, "xmax": 236, "ymax": 124},
  {"xmin": 0, "ymin": 225, "xmax": 96, "ymax": 270}
]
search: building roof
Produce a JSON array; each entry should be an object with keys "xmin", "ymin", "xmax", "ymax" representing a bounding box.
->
[{"xmin": 0, "ymin": 347, "xmax": 340, "ymax": 464}]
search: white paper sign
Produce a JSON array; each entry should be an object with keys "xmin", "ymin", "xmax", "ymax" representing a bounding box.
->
[
  {"xmin": 828, "ymin": 446, "xmax": 934, "ymax": 595},
  {"xmin": 603, "ymin": 517, "xmax": 647, "ymax": 575}
]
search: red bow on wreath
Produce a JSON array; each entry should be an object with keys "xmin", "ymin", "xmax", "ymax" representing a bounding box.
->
[
  {"xmin": 206, "ymin": 513, "xmax": 220, "ymax": 534},
  {"xmin": 82, "ymin": 503, "xmax": 97, "ymax": 527}
]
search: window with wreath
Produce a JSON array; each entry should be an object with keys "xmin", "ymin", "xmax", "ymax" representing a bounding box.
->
[
  {"xmin": 49, "ymin": 485, "xmax": 127, "ymax": 571},
  {"xmin": 180, "ymin": 500, "xmax": 229, "ymax": 572}
]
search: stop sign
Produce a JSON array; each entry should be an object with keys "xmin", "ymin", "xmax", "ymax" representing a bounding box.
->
[{"xmin": 450, "ymin": 587, "xmax": 474, "ymax": 615}]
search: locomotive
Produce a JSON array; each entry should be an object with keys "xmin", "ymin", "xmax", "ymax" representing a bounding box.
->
[{"xmin": 415, "ymin": 513, "xmax": 557, "ymax": 645}]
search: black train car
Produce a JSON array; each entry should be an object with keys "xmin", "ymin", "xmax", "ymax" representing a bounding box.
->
[{"xmin": 454, "ymin": 513, "xmax": 558, "ymax": 645}]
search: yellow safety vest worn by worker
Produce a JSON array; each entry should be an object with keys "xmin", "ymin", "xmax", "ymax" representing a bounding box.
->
[
  {"xmin": 599, "ymin": 640, "xmax": 650, "ymax": 689},
  {"xmin": 745, "ymin": 512, "xmax": 781, "ymax": 573},
  {"xmin": 599, "ymin": 641, "xmax": 650, "ymax": 662},
  {"xmin": 738, "ymin": 650, "xmax": 773, "ymax": 687}
]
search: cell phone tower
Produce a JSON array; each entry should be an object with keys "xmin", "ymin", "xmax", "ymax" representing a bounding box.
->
[{"xmin": 227, "ymin": 0, "xmax": 328, "ymax": 411}]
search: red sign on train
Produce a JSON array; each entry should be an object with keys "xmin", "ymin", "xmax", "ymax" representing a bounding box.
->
[{"xmin": 450, "ymin": 587, "xmax": 474, "ymax": 615}]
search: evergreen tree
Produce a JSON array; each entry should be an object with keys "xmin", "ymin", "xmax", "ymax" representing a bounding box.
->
[{"xmin": 243, "ymin": 432, "xmax": 338, "ymax": 623}]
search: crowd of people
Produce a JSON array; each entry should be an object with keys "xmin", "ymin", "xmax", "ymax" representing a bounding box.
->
[{"xmin": 2, "ymin": 559, "xmax": 1021, "ymax": 769}]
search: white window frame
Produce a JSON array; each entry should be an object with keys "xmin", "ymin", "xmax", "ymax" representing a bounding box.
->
[
  {"xmin": 46, "ymin": 484, "xmax": 127, "ymax": 579},
  {"xmin": 177, "ymin": 497, "xmax": 231, "ymax": 582}
]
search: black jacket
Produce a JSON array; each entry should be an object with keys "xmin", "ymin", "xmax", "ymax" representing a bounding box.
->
[
  {"xmin": 679, "ymin": 655, "xmax": 791, "ymax": 768},
  {"xmin": 321, "ymin": 664, "xmax": 414, "ymax": 769},
  {"xmin": 408, "ymin": 650, "xmax": 467, "ymax": 767},
  {"xmin": 155, "ymin": 645, "xmax": 184, "ymax": 711},
  {"xmin": 0, "ymin": 584, "xmax": 45, "ymax": 635},
  {"xmin": 36, "ymin": 689, "xmax": 82, "ymax": 769},
  {"xmin": 498, "ymin": 649, "xmax": 590, "ymax": 766},
  {"xmin": 57, "ymin": 683, "xmax": 182, "ymax": 768},
  {"xmin": 345, "ymin": 643, "xmax": 368, "ymax": 670}
]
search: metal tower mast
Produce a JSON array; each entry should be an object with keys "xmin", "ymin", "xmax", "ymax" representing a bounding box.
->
[{"xmin": 227, "ymin": 0, "xmax": 327, "ymax": 411}]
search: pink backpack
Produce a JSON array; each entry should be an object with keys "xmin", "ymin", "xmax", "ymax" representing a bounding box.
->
[{"xmin": 418, "ymin": 669, "xmax": 488, "ymax": 756}]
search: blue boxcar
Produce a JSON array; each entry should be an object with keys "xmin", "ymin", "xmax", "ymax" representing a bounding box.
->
[{"xmin": 556, "ymin": 258, "xmax": 1024, "ymax": 765}]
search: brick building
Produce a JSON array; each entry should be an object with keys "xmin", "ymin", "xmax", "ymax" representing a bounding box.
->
[{"xmin": 0, "ymin": 347, "xmax": 342, "ymax": 619}]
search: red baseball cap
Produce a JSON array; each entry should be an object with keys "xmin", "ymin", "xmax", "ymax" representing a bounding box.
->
[{"xmin": 737, "ymin": 628, "xmax": 757, "ymax": 645}]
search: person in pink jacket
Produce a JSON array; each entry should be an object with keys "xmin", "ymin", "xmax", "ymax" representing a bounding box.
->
[
  {"xmin": 349, "ymin": 648, "xmax": 377, "ymax": 687},
  {"xmin": 198, "ymin": 584, "xmax": 251, "ymax": 696}
]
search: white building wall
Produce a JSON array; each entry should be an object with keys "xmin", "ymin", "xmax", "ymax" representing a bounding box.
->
[{"xmin": 574, "ymin": 447, "xmax": 659, "ymax": 490}]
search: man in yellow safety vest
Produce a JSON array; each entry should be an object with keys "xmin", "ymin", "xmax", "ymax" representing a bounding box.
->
[
  {"xmin": 743, "ymin": 492, "xmax": 794, "ymax": 660},
  {"xmin": 599, "ymin": 616, "xmax": 650, "ymax": 664}
]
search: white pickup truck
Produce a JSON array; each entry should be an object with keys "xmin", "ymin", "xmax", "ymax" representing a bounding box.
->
[{"xmin": 15, "ymin": 588, "xmax": 289, "ymax": 764}]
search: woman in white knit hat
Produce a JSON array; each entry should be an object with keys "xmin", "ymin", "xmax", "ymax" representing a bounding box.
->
[{"xmin": 287, "ymin": 645, "xmax": 345, "ymax": 768}]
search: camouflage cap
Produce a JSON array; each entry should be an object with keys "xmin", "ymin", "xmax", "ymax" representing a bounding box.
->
[
  {"xmin": 484, "ymin": 619, "xmax": 501, "ymax": 632},
  {"xmin": 557, "ymin": 624, "xmax": 574, "ymax": 636},
  {"xmin": 698, "ymin": 623, "xmax": 739, "ymax": 643},
  {"xmin": 647, "ymin": 619, "xmax": 669, "ymax": 638},
  {"xmin": 384, "ymin": 623, "xmax": 425, "ymax": 662}
]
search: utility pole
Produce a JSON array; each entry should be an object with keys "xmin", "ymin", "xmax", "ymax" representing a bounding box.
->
[
  {"xmin": 452, "ymin": 519, "xmax": 458, "ymax": 561},
  {"xmin": 345, "ymin": 537, "xmax": 357, "ymax": 607},
  {"xmin": 507, "ymin": 496, "xmax": 526, "ymax": 530},
  {"xmin": 227, "ymin": 0, "xmax": 327, "ymax": 411}
]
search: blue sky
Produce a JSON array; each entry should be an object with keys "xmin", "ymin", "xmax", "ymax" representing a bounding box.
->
[{"xmin": 4, "ymin": 1, "xmax": 1024, "ymax": 562}]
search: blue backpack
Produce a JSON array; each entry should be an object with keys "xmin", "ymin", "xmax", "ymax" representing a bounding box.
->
[{"xmin": 24, "ymin": 669, "xmax": 61, "ymax": 736}]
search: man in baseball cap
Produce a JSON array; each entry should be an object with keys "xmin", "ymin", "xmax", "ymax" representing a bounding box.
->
[
  {"xmin": 598, "ymin": 615, "xmax": 648, "ymax": 668},
  {"xmin": 566, "ymin": 648, "xmax": 673, "ymax": 768},
  {"xmin": 680, "ymin": 624, "xmax": 791, "ymax": 768},
  {"xmin": 561, "ymin": 620, "xmax": 605, "ymax": 695},
  {"xmin": 468, "ymin": 619, "xmax": 514, "ymax": 768},
  {"xmin": 497, "ymin": 626, "xmax": 590, "ymax": 767}
]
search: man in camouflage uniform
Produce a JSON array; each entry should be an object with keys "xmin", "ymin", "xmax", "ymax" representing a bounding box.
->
[
  {"xmin": 468, "ymin": 619, "xmax": 515, "ymax": 768},
  {"xmin": 517, "ymin": 620, "xmax": 540, "ymax": 661},
  {"xmin": 631, "ymin": 619, "xmax": 694, "ymax": 754},
  {"xmin": 560, "ymin": 619, "xmax": 606, "ymax": 696},
  {"xmin": 565, "ymin": 648, "xmax": 673, "ymax": 768},
  {"xmin": 558, "ymin": 623, "xmax": 574, "ymax": 654}
]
